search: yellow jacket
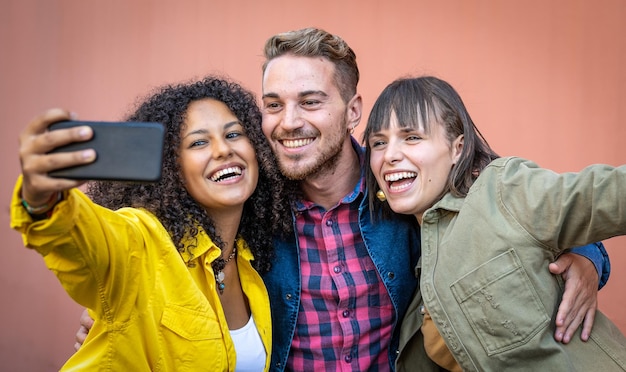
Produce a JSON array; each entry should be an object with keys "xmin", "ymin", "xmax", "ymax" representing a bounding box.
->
[{"xmin": 10, "ymin": 177, "xmax": 272, "ymax": 371}]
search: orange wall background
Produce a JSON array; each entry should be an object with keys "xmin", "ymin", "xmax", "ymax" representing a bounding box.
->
[{"xmin": 1, "ymin": 0, "xmax": 624, "ymax": 370}]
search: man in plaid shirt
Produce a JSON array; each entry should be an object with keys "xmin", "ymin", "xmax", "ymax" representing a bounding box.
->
[{"xmin": 260, "ymin": 28, "xmax": 421, "ymax": 371}]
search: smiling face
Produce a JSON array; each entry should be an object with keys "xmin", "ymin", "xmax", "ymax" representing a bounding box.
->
[
  {"xmin": 368, "ymin": 112, "xmax": 463, "ymax": 222},
  {"xmin": 261, "ymin": 54, "xmax": 361, "ymax": 180},
  {"xmin": 179, "ymin": 98, "xmax": 259, "ymax": 214}
]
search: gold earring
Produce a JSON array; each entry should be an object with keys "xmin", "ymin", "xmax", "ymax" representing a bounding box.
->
[{"xmin": 376, "ymin": 189, "xmax": 386, "ymax": 202}]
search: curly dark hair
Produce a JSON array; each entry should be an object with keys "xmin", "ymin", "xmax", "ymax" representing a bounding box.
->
[{"xmin": 87, "ymin": 76, "xmax": 293, "ymax": 273}]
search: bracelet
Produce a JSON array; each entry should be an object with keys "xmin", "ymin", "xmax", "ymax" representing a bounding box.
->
[{"xmin": 21, "ymin": 192, "xmax": 63, "ymax": 217}]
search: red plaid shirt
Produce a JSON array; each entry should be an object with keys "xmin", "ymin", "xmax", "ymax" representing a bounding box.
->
[{"xmin": 287, "ymin": 171, "xmax": 394, "ymax": 371}]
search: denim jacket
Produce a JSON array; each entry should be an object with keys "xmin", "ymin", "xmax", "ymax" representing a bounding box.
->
[{"xmin": 263, "ymin": 191, "xmax": 421, "ymax": 371}]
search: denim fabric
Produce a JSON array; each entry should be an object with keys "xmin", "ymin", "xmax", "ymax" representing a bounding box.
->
[{"xmin": 264, "ymin": 194, "xmax": 420, "ymax": 371}]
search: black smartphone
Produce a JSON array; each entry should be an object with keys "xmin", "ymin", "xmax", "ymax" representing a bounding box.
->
[{"xmin": 48, "ymin": 120, "xmax": 165, "ymax": 182}]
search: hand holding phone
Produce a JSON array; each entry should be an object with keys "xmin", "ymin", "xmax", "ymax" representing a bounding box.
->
[{"xmin": 48, "ymin": 120, "xmax": 165, "ymax": 182}]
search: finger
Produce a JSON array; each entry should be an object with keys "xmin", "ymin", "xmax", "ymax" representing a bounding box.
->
[
  {"xmin": 555, "ymin": 290, "xmax": 584, "ymax": 344},
  {"xmin": 580, "ymin": 307, "xmax": 596, "ymax": 341},
  {"xmin": 561, "ymin": 307, "xmax": 585, "ymax": 344},
  {"xmin": 26, "ymin": 123, "xmax": 94, "ymax": 156},
  {"xmin": 20, "ymin": 109, "xmax": 89, "ymax": 159},
  {"xmin": 21, "ymin": 147, "xmax": 95, "ymax": 182},
  {"xmin": 45, "ymin": 146, "xmax": 97, "ymax": 172},
  {"xmin": 548, "ymin": 254, "xmax": 572, "ymax": 275},
  {"xmin": 556, "ymin": 286, "xmax": 596, "ymax": 344},
  {"xmin": 80, "ymin": 308, "xmax": 94, "ymax": 328},
  {"xmin": 20, "ymin": 151, "xmax": 94, "ymax": 204},
  {"xmin": 554, "ymin": 295, "xmax": 573, "ymax": 342},
  {"xmin": 554, "ymin": 274, "xmax": 578, "ymax": 341},
  {"xmin": 75, "ymin": 325, "xmax": 88, "ymax": 343},
  {"xmin": 73, "ymin": 311, "xmax": 93, "ymax": 350},
  {"xmin": 548, "ymin": 262, "xmax": 565, "ymax": 275},
  {"xmin": 22, "ymin": 108, "xmax": 73, "ymax": 137},
  {"xmin": 555, "ymin": 280, "xmax": 587, "ymax": 343}
]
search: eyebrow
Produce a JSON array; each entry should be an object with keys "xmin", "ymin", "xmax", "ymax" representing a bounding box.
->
[
  {"xmin": 183, "ymin": 120, "xmax": 242, "ymax": 139},
  {"xmin": 299, "ymin": 90, "xmax": 328, "ymax": 98},
  {"xmin": 261, "ymin": 90, "xmax": 329, "ymax": 100}
]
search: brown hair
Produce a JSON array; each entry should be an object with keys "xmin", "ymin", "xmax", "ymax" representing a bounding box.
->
[
  {"xmin": 364, "ymin": 76, "xmax": 500, "ymax": 217},
  {"xmin": 262, "ymin": 27, "xmax": 359, "ymax": 103}
]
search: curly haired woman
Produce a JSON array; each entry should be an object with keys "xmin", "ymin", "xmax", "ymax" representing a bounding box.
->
[{"xmin": 11, "ymin": 76, "xmax": 293, "ymax": 371}]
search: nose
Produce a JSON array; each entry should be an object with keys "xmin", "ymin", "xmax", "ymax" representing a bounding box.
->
[
  {"xmin": 280, "ymin": 103, "xmax": 305, "ymax": 131},
  {"xmin": 383, "ymin": 140, "xmax": 403, "ymax": 164},
  {"xmin": 211, "ymin": 138, "xmax": 233, "ymax": 159}
]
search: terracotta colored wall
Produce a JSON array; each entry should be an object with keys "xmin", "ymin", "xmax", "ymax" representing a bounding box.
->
[{"xmin": 1, "ymin": 0, "xmax": 624, "ymax": 369}]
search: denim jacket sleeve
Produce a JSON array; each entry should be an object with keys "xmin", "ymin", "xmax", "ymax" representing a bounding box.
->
[{"xmin": 568, "ymin": 242, "xmax": 611, "ymax": 289}]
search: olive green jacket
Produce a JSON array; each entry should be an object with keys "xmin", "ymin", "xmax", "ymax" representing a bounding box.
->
[{"xmin": 396, "ymin": 157, "xmax": 626, "ymax": 371}]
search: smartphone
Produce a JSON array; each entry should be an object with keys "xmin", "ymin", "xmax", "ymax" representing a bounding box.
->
[{"xmin": 48, "ymin": 120, "xmax": 165, "ymax": 182}]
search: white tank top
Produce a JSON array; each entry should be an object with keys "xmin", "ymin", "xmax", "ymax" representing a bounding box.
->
[{"xmin": 229, "ymin": 315, "xmax": 266, "ymax": 372}]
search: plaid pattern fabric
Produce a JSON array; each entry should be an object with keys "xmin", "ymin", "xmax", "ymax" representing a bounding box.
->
[{"xmin": 287, "ymin": 182, "xmax": 394, "ymax": 371}]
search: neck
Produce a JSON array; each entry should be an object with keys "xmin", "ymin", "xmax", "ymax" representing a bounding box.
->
[
  {"xmin": 207, "ymin": 206, "xmax": 243, "ymax": 254},
  {"xmin": 300, "ymin": 138, "xmax": 361, "ymax": 210}
]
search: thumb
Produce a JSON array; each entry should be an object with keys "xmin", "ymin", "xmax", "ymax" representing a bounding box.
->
[{"xmin": 549, "ymin": 254, "xmax": 573, "ymax": 275}]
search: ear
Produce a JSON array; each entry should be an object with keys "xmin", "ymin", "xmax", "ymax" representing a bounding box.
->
[
  {"xmin": 451, "ymin": 134, "xmax": 464, "ymax": 164},
  {"xmin": 346, "ymin": 93, "xmax": 363, "ymax": 132}
]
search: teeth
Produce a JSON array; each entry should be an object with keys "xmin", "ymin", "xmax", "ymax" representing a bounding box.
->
[
  {"xmin": 211, "ymin": 166, "xmax": 242, "ymax": 182},
  {"xmin": 282, "ymin": 138, "xmax": 314, "ymax": 148},
  {"xmin": 390, "ymin": 182, "xmax": 412, "ymax": 192},
  {"xmin": 384, "ymin": 172, "xmax": 417, "ymax": 182}
]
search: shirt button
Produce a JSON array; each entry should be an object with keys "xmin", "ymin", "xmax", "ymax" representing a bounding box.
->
[
  {"xmin": 344, "ymin": 355, "xmax": 352, "ymax": 363},
  {"xmin": 342, "ymin": 310, "xmax": 350, "ymax": 318},
  {"xmin": 286, "ymin": 294, "xmax": 292, "ymax": 300},
  {"xmin": 387, "ymin": 271, "xmax": 395, "ymax": 279},
  {"xmin": 333, "ymin": 266, "xmax": 342, "ymax": 273},
  {"xmin": 325, "ymin": 220, "xmax": 333, "ymax": 226},
  {"xmin": 419, "ymin": 305, "xmax": 426, "ymax": 315}
]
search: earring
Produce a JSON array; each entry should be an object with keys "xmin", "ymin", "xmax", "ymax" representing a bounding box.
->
[
  {"xmin": 376, "ymin": 189, "xmax": 386, "ymax": 202},
  {"xmin": 349, "ymin": 126, "xmax": 355, "ymax": 135}
]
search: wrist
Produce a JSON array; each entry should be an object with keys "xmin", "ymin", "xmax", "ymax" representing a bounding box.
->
[{"xmin": 21, "ymin": 191, "xmax": 63, "ymax": 219}]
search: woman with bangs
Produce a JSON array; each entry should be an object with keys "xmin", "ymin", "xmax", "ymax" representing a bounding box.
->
[{"xmin": 364, "ymin": 75, "xmax": 626, "ymax": 371}]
